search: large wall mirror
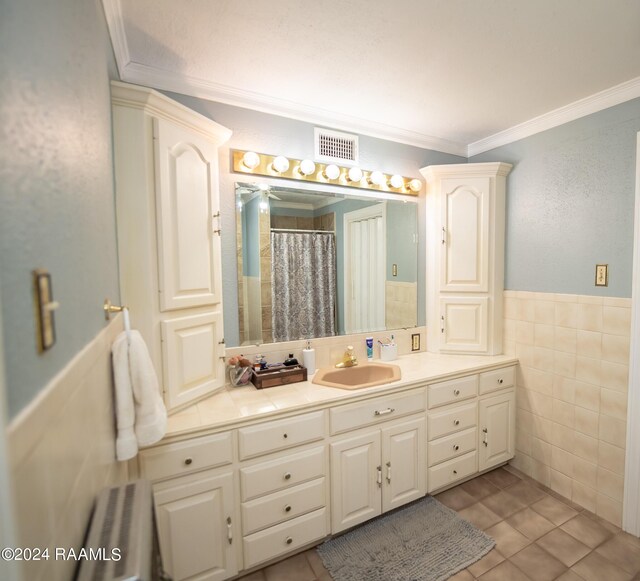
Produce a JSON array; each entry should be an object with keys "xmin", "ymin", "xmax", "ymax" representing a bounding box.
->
[{"xmin": 233, "ymin": 182, "xmax": 419, "ymax": 347}]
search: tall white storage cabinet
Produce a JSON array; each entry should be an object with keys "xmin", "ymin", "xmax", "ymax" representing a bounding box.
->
[
  {"xmin": 421, "ymin": 163, "xmax": 512, "ymax": 355},
  {"xmin": 111, "ymin": 81, "xmax": 232, "ymax": 411}
]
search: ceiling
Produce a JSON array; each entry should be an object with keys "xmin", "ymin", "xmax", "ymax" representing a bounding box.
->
[{"xmin": 108, "ymin": 0, "xmax": 640, "ymax": 155}]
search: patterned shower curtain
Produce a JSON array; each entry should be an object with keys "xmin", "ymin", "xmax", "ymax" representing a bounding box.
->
[{"xmin": 271, "ymin": 231, "xmax": 337, "ymax": 343}]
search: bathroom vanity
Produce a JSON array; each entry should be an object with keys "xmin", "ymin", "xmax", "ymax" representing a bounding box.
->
[{"xmin": 136, "ymin": 354, "xmax": 516, "ymax": 581}]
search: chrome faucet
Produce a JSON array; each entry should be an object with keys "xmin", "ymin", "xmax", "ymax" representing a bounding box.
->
[{"xmin": 335, "ymin": 345, "xmax": 358, "ymax": 368}]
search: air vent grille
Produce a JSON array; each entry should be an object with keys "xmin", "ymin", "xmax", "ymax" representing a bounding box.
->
[{"xmin": 314, "ymin": 128, "xmax": 359, "ymax": 165}]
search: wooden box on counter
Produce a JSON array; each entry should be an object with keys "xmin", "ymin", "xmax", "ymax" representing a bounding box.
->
[{"xmin": 251, "ymin": 365, "xmax": 308, "ymax": 389}]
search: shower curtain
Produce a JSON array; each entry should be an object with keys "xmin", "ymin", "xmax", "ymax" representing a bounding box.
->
[{"xmin": 271, "ymin": 231, "xmax": 337, "ymax": 343}]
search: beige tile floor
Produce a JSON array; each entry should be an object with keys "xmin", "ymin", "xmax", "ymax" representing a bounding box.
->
[{"xmin": 238, "ymin": 465, "xmax": 640, "ymax": 581}]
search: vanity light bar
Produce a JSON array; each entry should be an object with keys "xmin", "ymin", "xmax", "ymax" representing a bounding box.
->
[{"xmin": 232, "ymin": 150, "xmax": 422, "ymax": 195}]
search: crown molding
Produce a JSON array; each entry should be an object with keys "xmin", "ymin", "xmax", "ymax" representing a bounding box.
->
[
  {"xmin": 468, "ymin": 76, "xmax": 640, "ymax": 157},
  {"xmin": 119, "ymin": 61, "xmax": 469, "ymax": 157},
  {"xmin": 101, "ymin": 0, "xmax": 130, "ymax": 77}
]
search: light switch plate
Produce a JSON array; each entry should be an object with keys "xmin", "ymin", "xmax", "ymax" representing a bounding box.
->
[
  {"xmin": 595, "ymin": 264, "xmax": 608, "ymax": 287},
  {"xmin": 411, "ymin": 333, "xmax": 420, "ymax": 351}
]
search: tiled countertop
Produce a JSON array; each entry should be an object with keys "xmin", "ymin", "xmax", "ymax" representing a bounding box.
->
[{"xmin": 160, "ymin": 351, "xmax": 518, "ymax": 443}]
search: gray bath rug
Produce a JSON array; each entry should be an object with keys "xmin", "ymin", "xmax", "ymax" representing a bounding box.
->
[{"xmin": 317, "ymin": 496, "xmax": 495, "ymax": 581}]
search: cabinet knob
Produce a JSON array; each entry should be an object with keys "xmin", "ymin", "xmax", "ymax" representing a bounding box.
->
[
  {"xmin": 284, "ymin": 505, "xmax": 292, "ymax": 513},
  {"xmin": 453, "ymin": 469, "xmax": 458, "ymax": 475},
  {"xmin": 498, "ymin": 378, "xmax": 504, "ymax": 384},
  {"xmin": 453, "ymin": 445, "xmax": 460, "ymax": 451},
  {"xmin": 453, "ymin": 389, "xmax": 460, "ymax": 396},
  {"xmin": 284, "ymin": 472, "xmax": 292, "ymax": 480},
  {"xmin": 454, "ymin": 419, "xmax": 460, "ymax": 426},
  {"xmin": 283, "ymin": 433, "xmax": 288, "ymax": 439},
  {"xmin": 184, "ymin": 457, "xmax": 193, "ymax": 466},
  {"xmin": 286, "ymin": 537, "xmax": 293, "ymax": 545}
]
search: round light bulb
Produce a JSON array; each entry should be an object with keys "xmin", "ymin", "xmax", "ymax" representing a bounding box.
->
[
  {"xmin": 369, "ymin": 171, "xmax": 384, "ymax": 186},
  {"xmin": 324, "ymin": 164, "xmax": 340, "ymax": 180},
  {"xmin": 272, "ymin": 156, "xmax": 290, "ymax": 173},
  {"xmin": 259, "ymin": 198, "xmax": 269, "ymax": 212},
  {"xmin": 298, "ymin": 159, "xmax": 316, "ymax": 176},
  {"xmin": 242, "ymin": 151, "xmax": 260, "ymax": 170},
  {"xmin": 408, "ymin": 179, "xmax": 422, "ymax": 192},
  {"xmin": 347, "ymin": 167, "xmax": 363, "ymax": 182},
  {"xmin": 389, "ymin": 174, "xmax": 404, "ymax": 189}
]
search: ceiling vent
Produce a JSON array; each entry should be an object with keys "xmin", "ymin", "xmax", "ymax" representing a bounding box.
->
[{"xmin": 314, "ymin": 128, "xmax": 359, "ymax": 166}]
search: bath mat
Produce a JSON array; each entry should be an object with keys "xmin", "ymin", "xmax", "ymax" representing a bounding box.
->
[{"xmin": 317, "ymin": 496, "xmax": 495, "ymax": 581}]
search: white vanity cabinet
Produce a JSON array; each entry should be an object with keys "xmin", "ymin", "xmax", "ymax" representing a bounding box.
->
[
  {"xmin": 237, "ymin": 412, "xmax": 329, "ymax": 570},
  {"xmin": 139, "ymin": 433, "xmax": 239, "ymax": 581},
  {"xmin": 421, "ymin": 162, "xmax": 512, "ymax": 355},
  {"xmin": 329, "ymin": 390, "xmax": 426, "ymax": 533},
  {"xmin": 111, "ymin": 81, "xmax": 232, "ymax": 411},
  {"xmin": 427, "ymin": 366, "xmax": 515, "ymax": 493}
]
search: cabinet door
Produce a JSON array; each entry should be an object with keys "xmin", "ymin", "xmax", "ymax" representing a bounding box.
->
[
  {"xmin": 440, "ymin": 177, "xmax": 490, "ymax": 293},
  {"xmin": 479, "ymin": 391, "xmax": 515, "ymax": 471},
  {"xmin": 440, "ymin": 297, "xmax": 488, "ymax": 353},
  {"xmin": 154, "ymin": 117, "xmax": 222, "ymax": 311},
  {"xmin": 154, "ymin": 471, "xmax": 237, "ymax": 581},
  {"xmin": 161, "ymin": 311, "xmax": 225, "ymax": 410},
  {"xmin": 381, "ymin": 418, "xmax": 426, "ymax": 512},
  {"xmin": 330, "ymin": 431, "xmax": 381, "ymax": 533}
]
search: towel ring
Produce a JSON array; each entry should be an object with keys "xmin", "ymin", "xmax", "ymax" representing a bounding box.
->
[{"xmin": 104, "ymin": 298, "xmax": 127, "ymax": 321}]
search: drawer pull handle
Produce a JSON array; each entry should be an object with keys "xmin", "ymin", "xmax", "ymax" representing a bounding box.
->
[
  {"xmin": 227, "ymin": 516, "xmax": 233, "ymax": 544},
  {"xmin": 453, "ymin": 445, "xmax": 460, "ymax": 451},
  {"xmin": 286, "ymin": 536, "xmax": 293, "ymax": 545},
  {"xmin": 284, "ymin": 504, "xmax": 292, "ymax": 513},
  {"xmin": 386, "ymin": 461, "xmax": 392, "ymax": 483},
  {"xmin": 454, "ymin": 419, "xmax": 460, "ymax": 426},
  {"xmin": 184, "ymin": 457, "xmax": 193, "ymax": 466},
  {"xmin": 498, "ymin": 378, "xmax": 504, "ymax": 384},
  {"xmin": 284, "ymin": 472, "xmax": 292, "ymax": 480},
  {"xmin": 453, "ymin": 389, "xmax": 460, "ymax": 396},
  {"xmin": 377, "ymin": 465, "xmax": 382, "ymax": 488},
  {"xmin": 483, "ymin": 427, "xmax": 488, "ymax": 447},
  {"xmin": 283, "ymin": 433, "xmax": 288, "ymax": 439},
  {"xmin": 453, "ymin": 469, "xmax": 458, "ymax": 475},
  {"xmin": 374, "ymin": 407, "xmax": 395, "ymax": 416}
]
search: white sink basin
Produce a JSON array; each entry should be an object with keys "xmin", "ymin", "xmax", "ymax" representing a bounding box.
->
[{"xmin": 312, "ymin": 362, "xmax": 401, "ymax": 390}]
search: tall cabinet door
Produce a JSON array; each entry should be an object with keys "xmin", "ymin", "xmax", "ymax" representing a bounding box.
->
[
  {"xmin": 161, "ymin": 312, "xmax": 225, "ymax": 410},
  {"xmin": 381, "ymin": 418, "xmax": 426, "ymax": 512},
  {"xmin": 440, "ymin": 177, "xmax": 490, "ymax": 293},
  {"xmin": 154, "ymin": 117, "xmax": 222, "ymax": 312},
  {"xmin": 154, "ymin": 471, "xmax": 238, "ymax": 581},
  {"xmin": 330, "ymin": 431, "xmax": 381, "ymax": 533},
  {"xmin": 478, "ymin": 392, "xmax": 515, "ymax": 471}
]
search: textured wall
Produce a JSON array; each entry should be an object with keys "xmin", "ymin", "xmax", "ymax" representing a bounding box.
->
[
  {"xmin": 0, "ymin": 0, "xmax": 119, "ymax": 417},
  {"xmin": 162, "ymin": 91, "xmax": 465, "ymax": 346},
  {"xmin": 471, "ymin": 98, "xmax": 640, "ymax": 298}
]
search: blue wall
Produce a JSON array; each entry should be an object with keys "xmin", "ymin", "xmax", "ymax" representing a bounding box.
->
[
  {"xmin": 0, "ymin": 1, "xmax": 119, "ymax": 417},
  {"xmin": 471, "ymin": 98, "xmax": 640, "ymax": 298}
]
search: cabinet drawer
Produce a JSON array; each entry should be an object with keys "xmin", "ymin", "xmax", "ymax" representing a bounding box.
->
[
  {"xmin": 240, "ymin": 446, "xmax": 325, "ymax": 501},
  {"xmin": 479, "ymin": 366, "xmax": 515, "ymax": 395},
  {"xmin": 428, "ymin": 427, "xmax": 477, "ymax": 467},
  {"xmin": 428, "ymin": 375, "xmax": 477, "ymax": 409},
  {"xmin": 243, "ymin": 508, "xmax": 327, "ymax": 569},
  {"xmin": 139, "ymin": 432, "xmax": 232, "ymax": 481},
  {"xmin": 238, "ymin": 411, "xmax": 325, "ymax": 460},
  {"xmin": 428, "ymin": 402, "xmax": 477, "ymax": 440},
  {"xmin": 330, "ymin": 389, "xmax": 425, "ymax": 435},
  {"xmin": 241, "ymin": 477, "xmax": 326, "ymax": 535},
  {"xmin": 428, "ymin": 451, "xmax": 477, "ymax": 492}
]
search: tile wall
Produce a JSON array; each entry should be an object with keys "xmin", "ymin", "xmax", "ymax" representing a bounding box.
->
[
  {"xmin": 504, "ymin": 290, "xmax": 630, "ymax": 526},
  {"xmin": 7, "ymin": 316, "xmax": 128, "ymax": 581}
]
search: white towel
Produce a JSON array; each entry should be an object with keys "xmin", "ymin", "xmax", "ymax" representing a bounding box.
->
[{"xmin": 112, "ymin": 330, "xmax": 167, "ymax": 461}]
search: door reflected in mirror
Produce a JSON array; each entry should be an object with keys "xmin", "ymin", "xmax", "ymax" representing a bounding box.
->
[{"xmin": 234, "ymin": 182, "xmax": 418, "ymax": 347}]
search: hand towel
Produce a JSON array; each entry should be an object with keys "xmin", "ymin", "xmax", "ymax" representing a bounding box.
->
[{"xmin": 112, "ymin": 330, "xmax": 167, "ymax": 461}]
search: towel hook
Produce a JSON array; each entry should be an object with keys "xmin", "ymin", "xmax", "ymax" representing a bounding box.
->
[{"xmin": 104, "ymin": 298, "xmax": 127, "ymax": 321}]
